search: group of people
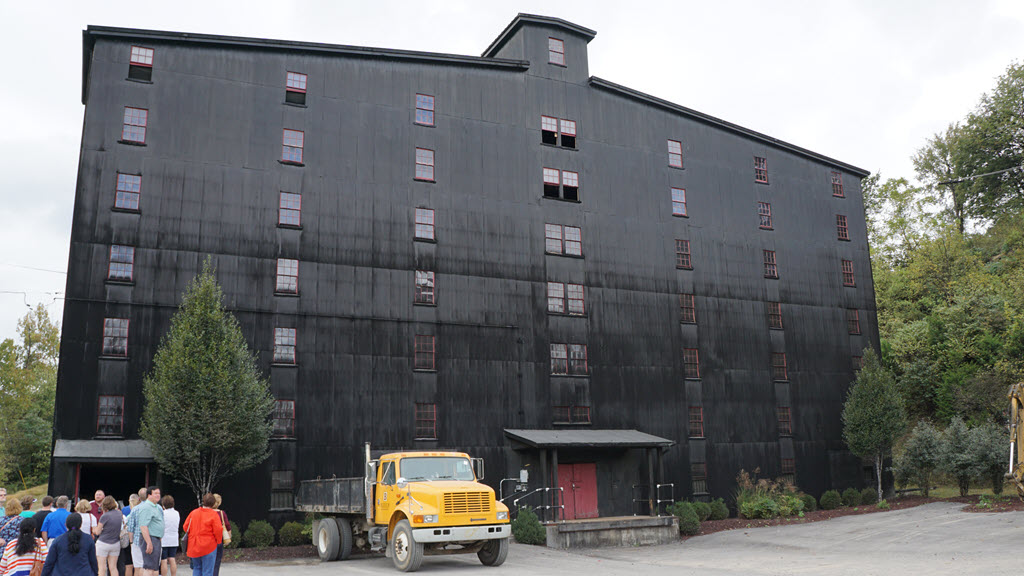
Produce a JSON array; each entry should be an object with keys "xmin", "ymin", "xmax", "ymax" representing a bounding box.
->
[{"xmin": 0, "ymin": 487, "xmax": 231, "ymax": 576}]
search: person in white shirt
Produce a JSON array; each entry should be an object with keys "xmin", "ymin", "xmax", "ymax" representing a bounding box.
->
[
  {"xmin": 160, "ymin": 495, "xmax": 180, "ymax": 576},
  {"xmin": 74, "ymin": 498, "xmax": 98, "ymax": 535}
]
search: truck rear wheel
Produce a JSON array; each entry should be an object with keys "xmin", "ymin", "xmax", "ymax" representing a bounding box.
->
[
  {"xmin": 335, "ymin": 517, "xmax": 354, "ymax": 560},
  {"xmin": 316, "ymin": 519, "xmax": 340, "ymax": 562},
  {"xmin": 390, "ymin": 519, "xmax": 424, "ymax": 572},
  {"xmin": 477, "ymin": 538, "xmax": 508, "ymax": 566}
]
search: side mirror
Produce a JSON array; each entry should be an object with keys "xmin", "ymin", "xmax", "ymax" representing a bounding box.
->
[
  {"xmin": 367, "ymin": 460, "xmax": 378, "ymax": 481},
  {"xmin": 397, "ymin": 477, "xmax": 408, "ymax": 489},
  {"xmin": 472, "ymin": 458, "xmax": 485, "ymax": 481}
]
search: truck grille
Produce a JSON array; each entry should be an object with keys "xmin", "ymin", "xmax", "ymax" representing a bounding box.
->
[{"xmin": 443, "ymin": 492, "xmax": 491, "ymax": 514}]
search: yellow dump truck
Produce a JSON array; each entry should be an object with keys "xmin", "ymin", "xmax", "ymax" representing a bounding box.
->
[{"xmin": 296, "ymin": 444, "xmax": 510, "ymax": 572}]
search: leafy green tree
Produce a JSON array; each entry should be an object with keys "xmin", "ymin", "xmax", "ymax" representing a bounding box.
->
[
  {"xmin": 940, "ymin": 417, "xmax": 979, "ymax": 496},
  {"xmin": 842, "ymin": 349, "xmax": 907, "ymax": 501},
  {"xmin": 893, "ymin": 420, "xmax": 941, "ymax": 496},
  {"xmin": 141, "ymin": 260, "xmax": 274, "ymax": 504},
  {"xmin": 913, "ymin": 123, "xmax": 975, "ymax": 234},
  {"xmin": 971, "ymin": 422, "xmax": 1007, "ymax": 495}
]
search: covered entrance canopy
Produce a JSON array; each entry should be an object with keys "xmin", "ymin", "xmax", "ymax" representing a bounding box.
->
[
  {"xmin": 505, "ymin": 429, "xmax": 674, "ymax": 521},
  {"xmin": 52, "ymin": 440, "xmax": 154, "ymax": 503}
]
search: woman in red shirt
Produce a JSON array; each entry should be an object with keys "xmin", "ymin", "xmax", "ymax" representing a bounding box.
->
[{"xmin": 181, "ymin": 494, "xmax": 222, "ymax": 576}]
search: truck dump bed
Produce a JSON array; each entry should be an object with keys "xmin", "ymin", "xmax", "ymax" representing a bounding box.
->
[{"xmin": 295, "ymin": 477, "xmax": 366, "ymax": 514}]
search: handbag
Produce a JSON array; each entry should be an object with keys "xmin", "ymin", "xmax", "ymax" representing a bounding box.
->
[
  {"xmin": 29, "ymin": 546, "xmax": 45, "ymax": 576},
  {"xmin": 219, "ymin": 511, "xmax": 231, "ymax": 546},
  {"xmin": 180, "ymin": 531, "xmax": 189, "ymax": 555},
  {"xmin": 119, "ymin": 515, "xmax": 132, "ymax": 548}
]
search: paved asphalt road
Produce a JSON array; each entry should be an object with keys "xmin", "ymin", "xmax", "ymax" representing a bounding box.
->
[{"xmin": 221, "ymin": 503, "xmax": 1019, "ymax": 575}]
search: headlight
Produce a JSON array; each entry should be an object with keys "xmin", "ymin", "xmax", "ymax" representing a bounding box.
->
[
  {"xmin": 496, "ymin": 511, "xmax": 508, "ymax": 521},
  {"xmin": 413, "ymin": 514, "xmax": 438, "ymax": 524}
]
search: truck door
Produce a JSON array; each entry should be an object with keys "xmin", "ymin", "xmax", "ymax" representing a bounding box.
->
[{"xmin": 375, "ymin": 459, "xmax": 397, "ymax": 523}]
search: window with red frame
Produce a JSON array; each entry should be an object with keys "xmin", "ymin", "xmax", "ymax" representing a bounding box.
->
[
  {"xmin": 279, "ymin": 192, "xmax": 301, "ymax": 227},
  {"xmin": 282, "ymin": 129, "xmax": 304, "ymax": 164},
  {"xmin": 414, "ymin": 335, "xmax": 435, "ymax": 370},
  {"xmin": 545, "ymin": 224, "xmax": 582, "ymax": 256},
  {"xmin": 836, "ymin": 214, "xmax": 849, "ymax": 241},
  {"xmin": 550, "ymin": 343, "xmax": 568, "ymax": 374},
  {"xmin": 781, "ymin": 457, "xmax": 795, "ymax": 476},
  {"xmin": 546, "ymin": 283, "xmax": 584, "ymax": 315},
  {"xmin": 671, "ymin": 188, "xmax": 687, "ymax": 217},
  {"xmin": 415, "ymin": 271, "xmax": 435, "ymax": 305},
  {"xmin": 772, "ymin": 352, "xmax": 788, "ymax": 381},
  {"xmin": 688, "ymin": 406, "xmax": 704, "ymax": 438},
  {"xmin": 755, "ymin": 156, "xmax": 768, "ymax": 183},
  {"xmin": 758, "ymin": 202, "xmax": 772, "ymax": 229},
  {"xmin": 415, "ymin": 403, "xmax": 437, "ymax": 439},
  {"xmin": 852, "ymin": 355, "xmax": 863, "ymax": 370},
  {"xmin": 667, "ymin": 139, "xmax": 683, "ymax": 168},
  {"xmin": 415, "ymin": 148, "xmax": 435, "ymax": 181},
  {"xmin": 415, "ymin": 94, "xmax": 435, "ymax": 126},
  {"xmin": 115, "ymin": 173, "xmax": 141, "ymax": 211},
  {"xmin": 542, "ymin": 168, "xmax": 579, "ymax": 201},
  {"xmin": 97, "ymin": 395, "xmax": 124, "ymax": 436},
  {"xmin": 274, "ymin": 327, "xmax": 296, "ymax": 364},
  {"xmin": 102, "ymin": 318, "xmax": 128, "ymax": 357},
  {"xmin": 121, "ymin": 107, "xmax": 148, "ymax": 144},
  {"xmin": 569, "ymin": 344, "xmax": 587, "ymax": 374},
  {"xmin": 831, "ymin": 171, "xmax": 844, "ymax": 197},
  {"xmin": 767, "ymin": 301, "xmax": 783, "ymax": 329},
  {"xmin": 778, "ymin": 407, "xmax": 792, "ymax": 436},
  {"xmin": 847, "ymin": 309, "xmax": 861, "ymax": 334},
  {"xmin": 286, "ymin": 72, "xmax": 307, "ymax": 105},
  {"xmin": 764, "ymin": 250, "xmax": 778, "ymax": 279},
  {"xmin": 276, "ymin": 259, "xmax": 298, "ymax": 294},
  {"xmin": 548, "ymin": 37, "xmax": 565, "ymax": 65},
  {"xmin": 272, "ymin": 400, "xmax": 295, "ymax": 437},
  {"xmin": 683, "ymin": 348, "xmax": 700, "ymax": 379},
  {"xmin": 553, "ymin": 405, "xmax": 591, "ymax": 424},
  {"xmin": 680, "ymin": 294, "xmax": 696, "ymax": 324},
  {"xmin": 128, "ymin": 46, "xmax": 153, "ymax": 81},
  {"xmin": 415, "ymin": 208, "xmax": 435, "ymax": 241},
  {"xmin": 675, "ymin": 239, "xmax": 692, "ymax": 269},
  {"xmin": 842, "ymin": 259, "xmax": 856, "ymax": 286},
  {"xmin": 108, "ymin": 245, "xmax": 134, "ymax": 282},
  {"xmin": 691, "ymin": 462, "xmax": 707, "ymax": 494},
  {"xmin": 540, "ymin": 116, "xmax": 577, "ymax": 148}
]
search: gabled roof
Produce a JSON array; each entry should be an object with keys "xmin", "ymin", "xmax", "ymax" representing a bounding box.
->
[
  {"xmin": 482, "ymin": 13, "xmax": 596, "ymax": 58},
  {"xmin": 81, "ymin": 25, "xmax": 529, "ymax": 104},
  {"xmin": 589, "ymin": 77, "xmax": 871, "ymax": 177}
]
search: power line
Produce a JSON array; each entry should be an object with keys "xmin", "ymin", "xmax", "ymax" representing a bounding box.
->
[
  {"xmin": 0, "ymin": 263, "xmax": 67, "ymax": 275},
  {"xmin": 937, "ymin": 165, "xmax": 1022, "ymax": 186}
]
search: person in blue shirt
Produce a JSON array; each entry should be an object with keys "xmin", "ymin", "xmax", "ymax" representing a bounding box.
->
[{"xmin": 40, "ymin": 496, "xmax": 71, "ymax": 542}]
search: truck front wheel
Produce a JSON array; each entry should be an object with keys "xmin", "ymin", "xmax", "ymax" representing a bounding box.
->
[
  {"xmin": 477, "ymin": 538, "xmax": 509, "ymax": 567},
  {"xmin": 316, "ymin": 519, "xmax": 340, "ymax": 562},
  {"xmin": 390, "ymin": 520, "xmax": 424, "ymax": 572}
]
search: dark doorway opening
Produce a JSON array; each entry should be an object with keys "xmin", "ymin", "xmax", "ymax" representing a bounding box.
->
[{"xmin": 78, "ymin": 464, "xmax": 149, "ymax": 506}]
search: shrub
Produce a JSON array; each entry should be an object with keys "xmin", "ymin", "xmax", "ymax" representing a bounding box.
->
[
  {"xmin": 972, "ymin": 422, "xmax": 1007, "ymax": 495},
  {"xmin": 510, "ymin": 507, "xmax": 546, "ymax": 545},
  {"xmin": 243, "ymin": 521, "xmax": 275, "ymax": 549},
  {"xmin": 668, "ymin": 501, "xmax": 700, "ymax": 535},
  {"xmin": 735, "ymin": 469, "xmax": 804, "ymax": 519},
  {"xmin": 876, "ymin": 499, "xmax": 890, "ymax": 510},
  {"xmin": 799, "ymin": 494, "xmax": 817, "ymax": 512},
  {"xmin": 278, "ymin": 521, "xmax": 306, "ymax": 547},
  {"xmin": 941, "ymin": 417, "xmax": 978, "ymax": 497},
  {"xmin": 709, "ymin": 498, "xmax": 729, "ymax": 520},
  {"xmin": 860, "ymin": 488, "xmax": 878, "ymax": 505},
  {"xmin": 691, "ymin": 501, "xmax": 712, "ymax": 522},
  {"xmin": 841, "ymin": 488, "xmax": 862, "ymax": 507},
  {"xmin": 893, "ymin": 420, "xmax": 941, "ymax": 497},
  {"xmin": 819, "ymin": 490, "xmax": 842, "ymax": 510}
]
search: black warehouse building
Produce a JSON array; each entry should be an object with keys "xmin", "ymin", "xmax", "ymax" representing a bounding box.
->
[{"xmin": 52, "ymin": 14, "xmax": 877, "ymax": 524}]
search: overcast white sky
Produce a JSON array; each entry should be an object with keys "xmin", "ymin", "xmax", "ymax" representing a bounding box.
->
[{"xmin": 1, "ymin": 0, "xmax": 1022, "ymax": 343}]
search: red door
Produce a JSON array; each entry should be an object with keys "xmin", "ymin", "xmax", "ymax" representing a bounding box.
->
[{"xmin": 557, "ymin": 463, "xmax": 599, "ymax": 519}]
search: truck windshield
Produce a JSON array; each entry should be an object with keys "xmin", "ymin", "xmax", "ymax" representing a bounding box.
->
[{"xmin": 400, "ymin": 457, "xmax": 475, "ymax": 481}]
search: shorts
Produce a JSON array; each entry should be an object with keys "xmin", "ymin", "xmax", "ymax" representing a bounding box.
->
[
  {"xmin": 96, "ymin": 539, "xmax": 121, "ymax": 557},
  {"xmin": 131, "ymin": 543, "xmax": 144, "ymax": 568},
  {"xmin": 162, "ymin": 546, "xmax": 178, "ymax": 560},
  {"xmin": 142, "ymin": 541, "xmax": 163, "ymax": 570}
]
